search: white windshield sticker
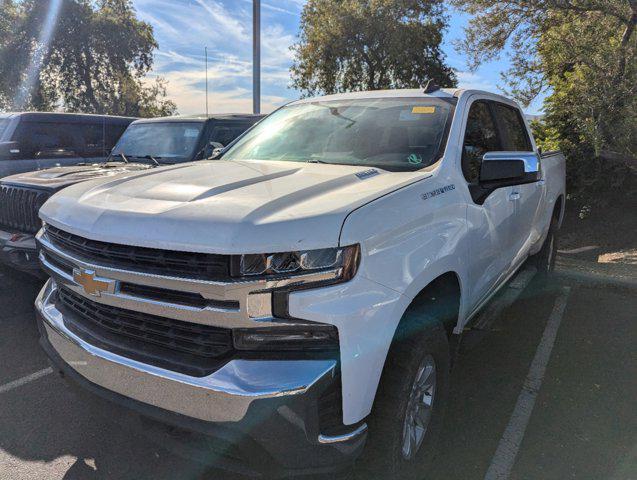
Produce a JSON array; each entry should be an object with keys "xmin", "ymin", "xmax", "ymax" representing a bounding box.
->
[{"xmin": 184, "ymin": 128, "xmax": 199, "ymax": 138}]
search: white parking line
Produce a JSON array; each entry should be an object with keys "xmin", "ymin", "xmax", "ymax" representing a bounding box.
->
[
  {"xmin": 0, "ymin": 367, "xmax": 53, "ymax": 394},
  {"xmin": 484, "ymin": 286, "xmax": 571, "ymax": 480}
]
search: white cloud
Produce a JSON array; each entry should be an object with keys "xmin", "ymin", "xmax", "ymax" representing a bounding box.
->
[
  {"xmin": 192, "ymin": 0, "xmax": 249, "ymax": 44},
  {"xmin": 134, "ymin": 0, "xmax": 298, "ymax": 114},
  {"xmin": 455, "ymin": 71, "xmax": 498, "ymax": 92}
]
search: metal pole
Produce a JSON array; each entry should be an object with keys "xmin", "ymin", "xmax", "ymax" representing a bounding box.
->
[
  {"xmin": 253, "ymin": 0, "xmax": 261, "ymax": 114},
  {"xmin": 205, "ymin": 46, "xmax": 209, "ymax": 116}
]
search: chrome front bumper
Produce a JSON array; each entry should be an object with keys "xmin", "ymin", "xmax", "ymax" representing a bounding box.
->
[
  {"xmin": 37, "ymin": 279, "xmax": 368, "ymax": 474},
  {"xmin": 36, "ymin": 279, "xmax": 338, "ymax": 423}
]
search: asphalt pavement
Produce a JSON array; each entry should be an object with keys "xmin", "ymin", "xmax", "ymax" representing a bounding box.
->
[{"xmin": 0, "ymin": 264, "xmax": 635, "ymax": 480}]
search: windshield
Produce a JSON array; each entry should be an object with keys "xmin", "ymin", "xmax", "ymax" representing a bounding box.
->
[
  {"xmin": 111, "ymin": 122, "xmax": 204, "ymax": 163},
  {"xmin": 222, "ymin": 98, "xmax": 454, "ymax": 171}
]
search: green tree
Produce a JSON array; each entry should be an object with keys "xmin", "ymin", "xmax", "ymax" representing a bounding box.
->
[
  {"xmin": 291, "ymin": 0, "xmax": 457, "ymax": 96},
  {"xmin": 452, "ymin": 0, "xmax": 637, "ymax": 201},
  {"xmin": 0, "ymin": 0, "xmax": 176, "ymax": 117}
]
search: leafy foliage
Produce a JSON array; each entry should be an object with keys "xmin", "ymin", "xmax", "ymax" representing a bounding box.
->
[
  {"xmin": 291, "ymin": 0, "xmax": 457, "ymax": 96},
  {"xmin": 453, "ymin": 0, "xmax": 637, "ymax": 202},
  {"xmin": 0, "ymin": 0, "xmax": 176, "ymax": 117}
]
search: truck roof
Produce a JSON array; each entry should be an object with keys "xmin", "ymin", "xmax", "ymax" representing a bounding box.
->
[
  {"xmin": 0, "ymin": 112, "xmax": 137, "ymax": 124},
  {"xmin": 133, "ymin": 114, "xmax": 265, "ymax": 125},
  {"xmin": 290, "ymin": 88, "xmax": 519, "ymax": 108}
]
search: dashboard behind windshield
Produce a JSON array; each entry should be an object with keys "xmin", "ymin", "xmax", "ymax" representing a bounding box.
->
[
  {"xmin": 112, "ymin": 122, "xmax": 204, "ymax": 163},
  {"xmin": 222, "ymin": 97, "xmax": 454, "ymax": 172}
]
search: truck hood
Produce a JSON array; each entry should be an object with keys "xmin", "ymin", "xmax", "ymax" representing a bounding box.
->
[
  {"xmin": 40, "ymin": 160, "xmax": 431, "ymax": 254},
  {"xmin": 1, "ymin": 162, "xmax": 152, "ymax": 192}
]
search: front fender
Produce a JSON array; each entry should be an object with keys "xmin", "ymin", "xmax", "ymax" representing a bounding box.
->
[
  {"xmin": 288, "ymin": 177, "xmax": 471, "ymax": 424},
  {"xmin": 341, "ymin": 176, "xmax": 470, "ymax": 328}
]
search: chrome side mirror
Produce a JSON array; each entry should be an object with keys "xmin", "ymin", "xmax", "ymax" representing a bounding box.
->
[{"xmin": 480, "ymin": 151, "xmax": 540, "ymax": 184}]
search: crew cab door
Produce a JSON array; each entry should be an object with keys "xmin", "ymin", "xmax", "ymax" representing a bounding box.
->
[
  {"xmin": 491, "ymin": 102, "xmax": 544, "ymax": 264},
  {"xmin": 461, "ymin": 100, "xmax": 518, "ymax": 309}
]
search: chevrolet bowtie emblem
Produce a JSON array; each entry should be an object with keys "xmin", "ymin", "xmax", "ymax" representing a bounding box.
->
[{"xmin": 73, "ymin": 269, "xmax": 117, "ymax": 297}]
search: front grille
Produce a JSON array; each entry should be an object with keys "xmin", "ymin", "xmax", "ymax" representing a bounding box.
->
[
  {"xmin": 57, "ymin": 287, "xmax": 234, "ymax": 376},
  {"xmin": 0, "ymin": 185, "xmax": 50, "ymax": 234},
  {"xmin": 120, "ymin": 283, "xmax": 240, "ymax": 310},
  {"xmin": 46, "ymin": 225, "xmax": 231, "ymax": 280}
]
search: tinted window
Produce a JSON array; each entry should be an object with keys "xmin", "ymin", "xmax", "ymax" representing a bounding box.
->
[
  {"xmin": 105, "ymin": 124, "xmax": 128, "ymax": 150},
  {"xmin": 14, "ymin": 122, "xmax": 77, "ymax": 158},
  {"xmin": 77, "ymin": 123, "xmax": 105, "ymax": 157},
  {"xmin": 462, "ymin": 101, "xmax": 501, "ymax": 183},
  {"xmin": 0, "ymin": 118, "xmax": 11, "ymax": 140},
  {"xmin": 209, "ymin": 123, "xmax": 252, "ymax": 147},
  {"xmin": 493, "ymin": 103, "xmax": 532, "ymax": 151},
  {"xmin": 111, "ymin": 122, "xmax": 204, "ymax": 163},
  {"xmin": 223, "ymin": 99, "xmax": 454, "ymax": 172}
]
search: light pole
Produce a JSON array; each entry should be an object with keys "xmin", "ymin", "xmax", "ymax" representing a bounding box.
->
[
  {"xmin": 205, "ymin": 46, "xmax": 209, "ymax": 116},
  {"xmin": 253, "ymin": 0, "xmax": 261, "ymax": 114}
]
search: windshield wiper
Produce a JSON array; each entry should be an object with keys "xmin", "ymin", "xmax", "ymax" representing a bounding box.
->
[
  {"xmin": 126, "ymin": 154, "xmax": 162, "ymax": 166},
  {"xmin": 306, "ymin": 159, "xmax": 329, "ymax": 164},
  {"xmin": 141, "ymin": 155, "xmax": 160, "ymax": 166}
]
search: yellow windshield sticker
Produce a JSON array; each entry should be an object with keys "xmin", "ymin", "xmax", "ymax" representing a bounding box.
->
[{"xmin": 412, "ymin": 106, "xmax": 436, "ymax": 114}]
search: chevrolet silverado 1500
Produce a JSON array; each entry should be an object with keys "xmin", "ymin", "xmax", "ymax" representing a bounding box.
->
[{"xmin": 35, "ymin": 88, "xmax": 565, "ymax": 477}]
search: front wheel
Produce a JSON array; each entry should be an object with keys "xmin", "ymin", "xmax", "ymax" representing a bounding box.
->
[{"xmin": 361, "ymin": 309, "xmax": 450, "ymax": 479}]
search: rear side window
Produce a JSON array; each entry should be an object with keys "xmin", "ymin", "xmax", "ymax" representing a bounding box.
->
[
  {"xmin": 0, "ymin": 118, "xmax": 11, "ymax": 140},
  {"xmin": 492, "ymin": 103, "xmax": 532, "ymax": 151},
  {"xmin": 209, "ymin": 123, "xmax": 253, "ymax": 147},
  {"xmin": 462, "ymin": 101, "xmax": 501, "ymax": 183},
  {"xmin": 105, "ymin": 124, "xmax": 128, "ymax": 150},
  {"xmin": 77, "ymin": 123, "xmax": 105, "ymax": 157},
  {"xmin": 14, "ymin": 122, "xmax": 78, "ymax": 158}
]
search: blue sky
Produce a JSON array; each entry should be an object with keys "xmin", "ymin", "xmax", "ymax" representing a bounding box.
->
[{"xmin": 133, "ymin": 0, "xmax": 544, "ymax": 115}]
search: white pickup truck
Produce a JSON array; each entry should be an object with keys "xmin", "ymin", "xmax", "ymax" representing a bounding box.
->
[{"xmin": 35, "ymin": 88, "xmax": 565, "ymax": 478}]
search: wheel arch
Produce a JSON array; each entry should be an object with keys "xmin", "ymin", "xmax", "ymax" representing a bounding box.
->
[{"xmin": 396, "ymin": 271, "xmax": 463, "ymax": 340}]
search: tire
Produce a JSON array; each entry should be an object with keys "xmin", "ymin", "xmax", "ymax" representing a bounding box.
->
[
  {"xmin": 531, "ymin": 213, "xmax": 559, "ymax": 277},
  {"xmin": 360, "ymin": 306, "xmax": 450, "ymax": 479}
]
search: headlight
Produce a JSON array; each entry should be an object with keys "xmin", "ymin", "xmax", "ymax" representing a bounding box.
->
[{"xmin": 233, "ymin": 244, "xmax": 360, "ymax": 282}]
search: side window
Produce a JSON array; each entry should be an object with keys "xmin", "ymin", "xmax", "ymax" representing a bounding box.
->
[
  {"xmin": 77, "ymin": 123, "xmax": 105, "ymax": 157},
  {"xmin": 209, "ymin": 123, "xmax": 250, "ymax": 147},
  {"xmin": 492, "ymin": 103, "xmax": 532, "ymax": 151},
  {"xmin": 105, "ymin": 124, "xmax": 128, "ymax": 151},
  {"xmin": 462, "ymin": 101, "xmax": 500, "ymax": 183},
  {"xmin": 15, "ymin": 122, "xmax": 77, "ymax": 158}
]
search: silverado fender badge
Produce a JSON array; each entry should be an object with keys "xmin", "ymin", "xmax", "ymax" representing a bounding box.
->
[
  {"xmin": 355, "ymin": 169, "xmax": 379, "ymax": 180},
  {"xmin": 422, "ymin": 184, "xmax": 455, "ymax": 201},
  {"xmin": 73, "ymin": 269, "xmax": 117, "ymax": 297}
]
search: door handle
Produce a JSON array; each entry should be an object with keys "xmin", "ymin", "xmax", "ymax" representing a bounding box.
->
[{"xmin": 509, "ymin": 192, "xmax": 521, "ymax": 201}]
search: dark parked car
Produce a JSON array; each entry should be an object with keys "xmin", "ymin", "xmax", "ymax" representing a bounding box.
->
[
  {"xmin": 0, "ymin": 112, "xmax": 136, "ymax": 178},
  {"xmin": 0, "ymin": 113, "xmax": 263, "ymax": 275}
]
